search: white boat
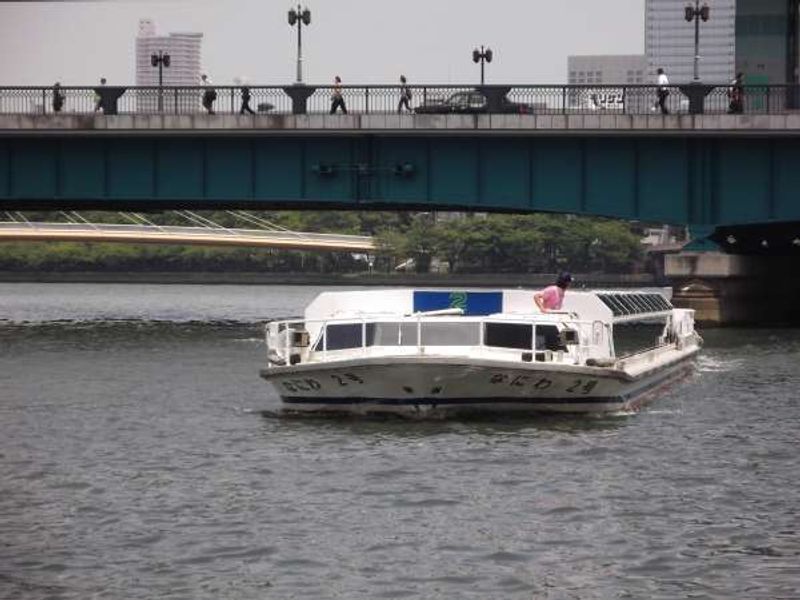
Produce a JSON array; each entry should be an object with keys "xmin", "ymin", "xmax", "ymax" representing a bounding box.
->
[{"xmin": 260, "ymin": 288, "xmax": 701, "ymax": 417}]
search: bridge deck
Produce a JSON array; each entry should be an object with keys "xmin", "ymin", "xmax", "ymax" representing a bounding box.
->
[
  {"xmin": 2, "ymin": 114, "xmax": 799, "ymax": 231},
  {"xmin": 2, "ymin": 113, "xmax": 800, "ymax": 135}
]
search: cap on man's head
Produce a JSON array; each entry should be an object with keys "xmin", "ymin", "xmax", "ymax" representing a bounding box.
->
[{"xmin": 556, "ymin": 272, "xmax": 573, "ymax": 287}]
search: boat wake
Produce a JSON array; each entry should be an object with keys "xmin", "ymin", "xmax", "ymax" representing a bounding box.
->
[{"xmin": 696, "ymin": 355, "xmax": 744, "ymax": 373}]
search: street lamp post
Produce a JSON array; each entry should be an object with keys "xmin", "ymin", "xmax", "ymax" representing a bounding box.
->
[
  {"xmin": 150, "ymin": 51, "xmax": 170, "ymax": 112},
  {"xmin": 288, "ymin": 5, "xmax": 311, "ymax": 84},
  {"xmin": 472, "ymin": 45, "xmax": 493, "ymax": 85},
  {"xmin": 685, "ymin": 1, "xmax": 710, "ymax": 82}
]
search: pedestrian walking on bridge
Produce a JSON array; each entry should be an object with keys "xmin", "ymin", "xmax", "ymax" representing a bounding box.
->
[
  {"xmin": 240, "ymin": 85, "xmax": 255, "ymax": 115},
  {"xmin": 728, "ymin": 72, "xmax": 744, "ymax": 114},
  {"xmin": 201, "ymin": 74, "xmax": 217, "ymax": 115},
  {"xmin": 330, "ymin": 76, "xmax": 347, "ymax": 114},
  {"xmin": 398, "ymin": 75, "xmax": 412, "ymax": 113},
  {"xmin": 654, "ymin": 68, "xmax": 670, "ymax": 115},
  {"xmin": 94, "ymin": 77, "xmax": 107, "ymax": 112},
  {"xmin": 52, "ymin": 82, "xmax": 65, "ymax": 113}
]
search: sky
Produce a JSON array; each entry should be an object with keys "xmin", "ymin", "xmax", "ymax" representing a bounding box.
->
[{"xmin": 0, "ymin": 0, "xmax": 645, "ymax": 86}]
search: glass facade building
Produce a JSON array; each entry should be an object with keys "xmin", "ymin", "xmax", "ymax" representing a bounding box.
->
[
  {"xmin": 735, "ymin": 0, "xmax": 799, "ymax": 84},
  {"xmin": 135, "ymin": 19, "xmax": 204, "ymax": 113},
  {"xmin": 646, "ymin": 0, "xmax": 737, "ymax": 84}
]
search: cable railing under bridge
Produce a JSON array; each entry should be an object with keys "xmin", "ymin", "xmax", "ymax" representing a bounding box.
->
[
  {"xmin": 0, "ymin": 211, "xmax": 377, "ymax": 253},
  {"xmin": 1, "ymin": 83, "xmax": 799, "ymax": 116}
]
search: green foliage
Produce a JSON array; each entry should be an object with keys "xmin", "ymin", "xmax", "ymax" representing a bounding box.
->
[
  {"xmin": 0, "ymin": 210, "xmax": 645, "ymax": 274},
  {"xmin": 412, "ymin": 213, "xmax": 642, "ymax": 274}
]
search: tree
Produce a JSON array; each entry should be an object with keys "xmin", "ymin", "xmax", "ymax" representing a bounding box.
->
[
  {"xmin": 0, "ymin": 210, "xmax": 646, "ymax": 274},
  {"xmin": 376, "ymin": 214, "xmax": 436, "ymax": 273}
]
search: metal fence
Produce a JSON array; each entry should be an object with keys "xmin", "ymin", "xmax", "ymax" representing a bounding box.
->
[{"xmin": 1, "ymin": 84, "xmax": 798, "ymax": 116}]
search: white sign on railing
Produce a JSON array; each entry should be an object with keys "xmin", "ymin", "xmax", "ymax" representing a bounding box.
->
[{"xmin": 583, "ymin": 88, "xmax": 625, "ymax": 111}]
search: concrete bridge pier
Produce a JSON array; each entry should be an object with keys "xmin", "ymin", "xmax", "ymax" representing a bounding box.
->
[{"xmin": 666, "ymin": 252, "xmax": 800, "ymax": 326}]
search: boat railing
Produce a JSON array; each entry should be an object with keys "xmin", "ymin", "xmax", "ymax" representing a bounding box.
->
[{"xmin": 266, "ymin": 314, "xmax": 607, "ymax": 366}]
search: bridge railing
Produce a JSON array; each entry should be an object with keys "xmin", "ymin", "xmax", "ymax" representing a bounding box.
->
[{"xmin": 1, "ymin": 84, "xmax": 799, "ymax": 116}]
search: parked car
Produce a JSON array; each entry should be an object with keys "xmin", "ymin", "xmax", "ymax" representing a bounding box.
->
[{"xmin": 414, "ymin": 90, "xmax": 532, "ymax": 114}]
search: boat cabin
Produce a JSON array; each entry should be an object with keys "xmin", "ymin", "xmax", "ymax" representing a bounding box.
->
[{"xmin": 265, "ymin": 289, "xmax": 696, "ymax": 369}]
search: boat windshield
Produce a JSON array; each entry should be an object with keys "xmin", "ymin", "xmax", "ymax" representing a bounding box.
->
[
  {"xmin": 312, "ymin": 320, "xmax": 569, "ymax": 352},
  {"xmin": 314, "ymin": 321, "xmax": 482, "ymax": 350},
  {"xmin": 483, "ymin": 322, "xmax": 563, "ymax": 351},
  {"xmin": 484, "ymin": 323, "xmax": 532, "ymax": 350}
]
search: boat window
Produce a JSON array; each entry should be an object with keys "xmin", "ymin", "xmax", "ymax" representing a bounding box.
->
[
  {"xmin": 399, "ymin": 323, "xmax": 420, "ymax": 346},
  {"xmin": 616, "ymin": 295, "xmax": 639, "ymax": 314},
  {"xmin": 598, "ymin": 294, "xmax": 626, "ymax": 316},
  {"xmin": 652, "ymin": 294, "xmax": 673, "ymax": 311},
  {"xmin": 638, "ymin": 294, "xmax": 658, "ymax": 312},
  {"xmin": 484, "ymin": 323, "xmax": 532, "ymax": 350},
  {"xmin": 536, "ymin": 325, "xmax": 562, "ymax": 351},
  {"xmin": 614, "ymin": 322, "xmax": 667, "ymax": 357},
  {"xmin": 628, "ymin": 294, "xmax": 648, "ymax": 312},
  {"xmin": 598, "ymin": 292, "xmax": 672, "ymax": 317},
  {"xmin": 420, "ymin": 322, "xmax": 481, "ymax": 346},
  {"xmin": 636, "ymin": 294, "xmax": 654, "ymax": 312},
  {"xmin": 365, "ymin": 322, "xmax": 401, "ymax": 346},
  {"xmin": 318, "ymin": 323, "xmax": 363, "ymax": 350}
]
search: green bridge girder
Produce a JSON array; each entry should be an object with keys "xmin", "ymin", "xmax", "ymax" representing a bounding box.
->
[{"xmin": 1, "ymin": 134, "xmax": 799, "ymax": 227}]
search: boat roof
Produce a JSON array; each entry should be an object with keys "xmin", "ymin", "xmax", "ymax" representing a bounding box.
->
[{"xmin": 303, "ymin": 288, "xmax": 673, "ymax": 325}]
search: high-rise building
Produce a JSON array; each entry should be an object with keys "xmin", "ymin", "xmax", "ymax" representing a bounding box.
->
[
  {"xmin": 646, "ymin": 0, "xmax": 737, "ymax": 84},
  {"xmin": 135, "ymin": 18, "xmax": 203, "ymax": 112},
  {"xmin": 736, "ymin": 0, "xmax": 799, "ymax": 84}
]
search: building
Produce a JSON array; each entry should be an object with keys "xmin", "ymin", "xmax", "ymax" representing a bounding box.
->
[
  {"xmin": 135, "ymin": 18, "xmax": 203, "ymax": 112},
  {"xmin": 736, "ymin": 0, "xmax": 800, "ymax": 85},
  {"xmin": 567, "ymin": 55, "xmax": 647, "ymax": 86},
  {"xmin": 566, "ymin": 55, "xmax": 647, "ymax": 111},
  {"xmin": 646, "ymin": 0, "xmax": 736, "ymax": 84}
]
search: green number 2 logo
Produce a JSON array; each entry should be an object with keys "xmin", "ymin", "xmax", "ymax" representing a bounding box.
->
[{"xmin": 449, "ymin": 291, "xmax": 467, "ymax": 311}]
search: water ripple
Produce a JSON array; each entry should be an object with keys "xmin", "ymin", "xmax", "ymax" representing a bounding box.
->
[{"xmin": 1, "ymin": 285, "xmax": 799, "ymax": 599}]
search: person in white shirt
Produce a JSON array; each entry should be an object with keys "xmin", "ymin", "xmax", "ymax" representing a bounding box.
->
[{"xmin": 654, "ymin": 68, "xmax": 670, "ymax": 115}]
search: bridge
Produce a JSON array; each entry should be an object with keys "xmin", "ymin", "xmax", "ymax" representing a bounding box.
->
[
  {"xmin": 1, "ymin": 110, "xmax": 798, "ymax": 250},
  {"xmin": 1, "ymin": 84, "xmax": 799, "ymax": 241},
  {"xmin": 0, "ymin": 212, "xmax": 376, "ymax": 252},
  {"xmin": 1, "ymin": 83, "xmax": 799, "ymax": 323}
]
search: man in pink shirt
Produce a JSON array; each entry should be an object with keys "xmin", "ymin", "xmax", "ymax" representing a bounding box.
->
[{"xmin": 534, "ymin": 272, "xmax": 573, "ymax": 312}]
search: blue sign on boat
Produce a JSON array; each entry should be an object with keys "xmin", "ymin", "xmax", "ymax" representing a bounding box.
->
[{"xmin": 413, "ymin": 291, "xmax": 503, "ymax": 316}]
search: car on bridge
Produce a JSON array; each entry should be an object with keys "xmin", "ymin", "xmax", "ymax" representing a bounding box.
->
[{"xmin": 414, "ymin": 90, "xmax": 533, "ymax": 114}]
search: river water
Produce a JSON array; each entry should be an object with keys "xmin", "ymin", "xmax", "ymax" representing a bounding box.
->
[{"xmin": 1, "ymin": 283, "xmax": 798, "ymax": 600}]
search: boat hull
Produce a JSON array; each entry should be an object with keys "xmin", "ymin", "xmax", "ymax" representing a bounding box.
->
[{"xmin": 260, "ymin": 353, "xmax": 697, "ymax": 417}]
